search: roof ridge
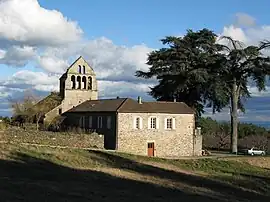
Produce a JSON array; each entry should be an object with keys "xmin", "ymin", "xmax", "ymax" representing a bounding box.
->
[{"xmin": 116, "ymin": 98, "xmax": 129, "ymax": 112}]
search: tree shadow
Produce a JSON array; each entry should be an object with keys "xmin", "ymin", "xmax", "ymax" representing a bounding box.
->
[
  {"xmin": 89, "ymin": 150, "xmax": 270, "ymax": 202},
  {"xmin": 1, "ymin": 152, "xmax": 226, "ymax": 202}
]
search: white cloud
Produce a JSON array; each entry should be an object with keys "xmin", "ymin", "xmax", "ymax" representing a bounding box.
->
[
  {"xmin": 0, "ymin": 0, "xmax": 82, "ymax": 46},
  {"xmin": 98, "ymin": 80, "xmax": 154, "ymax": 99},
  {"xmin": 0, "ymin": 0, "xmax": 83, "ymax": 68},
  {"xmin": 235, "ymin": 13, "xmax": 256, "ymax": 27},
  {"xmin": 221, "ymin": 25, "xmax": 249, "ymax": 44},
  {"xmin": 221, "ymin": 26, "xmax": 270, "ymax": 46},
  {"xmin": 0, "ymin": 70, "xmax": 59, "ymax": 92},
  {"xmin": 248, "ymin": 86, "xmax": 270, "ymax": 97},
  {"xmin": 81, "ymin": 37, "xmax": 153, "ymax": 81},
  {"xmin": 0, "ymin": 46, "xmax": 36, "ymax": 66}
]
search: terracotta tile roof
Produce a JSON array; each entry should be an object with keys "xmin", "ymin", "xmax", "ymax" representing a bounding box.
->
[{"xmin": 66, "ymin": 98, "xmax": 194, "ymax": 114}]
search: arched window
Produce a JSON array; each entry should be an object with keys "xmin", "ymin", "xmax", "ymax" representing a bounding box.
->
[
  {"xmin": 88, "ymin": 76, "xmax": 92, "ymax": 90},
  {"xmin": 77, "ymin": 76, "xmax": 81, "ymax": 89},
  {"xmin": 71, "ymin": 75, "xmax": 76, "ymax": 89},
  {"xmin": 83, "ymin": 65, "xmax": 86, "ymax": 74},
  {"xmin": 78, "ymin": 65, "xmax": 82, "ymax": 74},
  {"xmin": 82, "ymin": 76, "xmax": 87, "ymax": 89}
]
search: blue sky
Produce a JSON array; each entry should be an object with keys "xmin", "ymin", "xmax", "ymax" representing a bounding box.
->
[
  {"xmin": 0, "ymin": 0, "xmax": 270, "ymax": 127},
  {"xmin": 37, "ymin": 0, "xmax": 270, "ymax": 47}
]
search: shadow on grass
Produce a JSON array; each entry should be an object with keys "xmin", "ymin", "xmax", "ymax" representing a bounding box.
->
[
  {"xmin": 0, "ymin": 152, "xmax": 229, "ymax": 202},
  {"xmin": 89, "ymin": 150, "xmax": 270, "ymax": 202}
]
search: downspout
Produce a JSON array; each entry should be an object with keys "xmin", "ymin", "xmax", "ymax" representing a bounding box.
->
[
  {"xmin": 115, "ymin": 112, "xmax": 118, "ymax": 150},
  {"xmin": 193, "ymin": 114, "xmax": 196, "ymax": 156}
]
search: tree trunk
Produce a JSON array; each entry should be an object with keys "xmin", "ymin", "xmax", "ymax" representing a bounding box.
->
[{"xmin": 230, "ymin": 80, "xmax": 239, "ymax": 154}]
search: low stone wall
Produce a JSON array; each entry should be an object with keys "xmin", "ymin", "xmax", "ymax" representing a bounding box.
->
[{"xmin": 1, "ymin": 127, "xmax": 104, "ymax": 149}]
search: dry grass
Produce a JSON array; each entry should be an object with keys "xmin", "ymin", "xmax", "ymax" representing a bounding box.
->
[
  {"xmin": 0, "ymin": 143, "xmax": 269, "ymax": 202},
  {"xmin": 224, "ymin": 156, "xmax": 270, "ymax": 169}
]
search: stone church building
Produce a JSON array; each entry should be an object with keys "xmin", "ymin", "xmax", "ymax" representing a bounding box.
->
[{"xmin": 44, "ymin": 56, "xmax": 202, "ymax": 158}]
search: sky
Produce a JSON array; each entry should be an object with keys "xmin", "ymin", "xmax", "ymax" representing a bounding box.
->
[{"xmin": 1, "ymin": 0, "xmax": 270, "ymax": 126}]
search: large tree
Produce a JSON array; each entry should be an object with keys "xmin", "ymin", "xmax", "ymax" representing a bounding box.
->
[
  {"xmin": 212, "ymin": 37, "xmax": 270, "ymax": 153},
  {"xmin": 136, "ymin": 28, "xmax": 270, "ymax": 154},
  {"xmin": 136, "ymin": 29, "xmax": 226, "ymax": 120},
  {"xmin": 9, "ymin": 90, "xmax": 62, "ymax": 130}
]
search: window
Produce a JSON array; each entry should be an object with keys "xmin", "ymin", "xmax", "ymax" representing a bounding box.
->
[
  {"xmin": 77, "ymin": 76, "xmax": 81, "ymax": 89},
  {"xmin": 134, "ymin": 117, "xmax": 142, "ymax": 129},
  {"xmin": 83, "ymin": 65, "xmax": 86, "ymax": 74},
  {"xmin": 165, "ymin": 118, "xmax": 176, "ymax": 130},
  {"xmin": 135, "ymin": 117, "xmax": 140, "ymax": 129},
  {"xmin": 79, "ymin": 116, "xmax": 85, "ymax": 128},
  {"xmin": 166, "ymin": 118, "xmax": 172, "ymax": 129},
  {"xmin": 58, "ymin": 108, "xmax": 62, "ymax": 115},
  {"xmin": 78, "ymin": 65, "xmax": 82, "ymax": 74},
  {"xmin": 82, "ymin": 76, "xmax": 87, "ymax": 89},
  {"xmin": 107, "ymin": 116, "xmax": 111, "ymax": 129},
  {"xmin": 88, "ymin": 116, "xmax": 92, "ymax": 128},
  {"xmin": 98, "ymin": 116, "xmax": 103, "ymax": 128},
  {"xmin": 88, "ymin": 76, "xmax": 92, "ymax": 90},
  {"xmin": 150, "ymin": 117, "xmax": 157, "ymax": 129},
  {"xmin": 71, "ymin": 75, "xmax": 76, "ymax": 89}
]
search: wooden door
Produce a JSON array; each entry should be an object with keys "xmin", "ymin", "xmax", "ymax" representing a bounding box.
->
[{"xmin": 147, "ymin": 142, "xmax": 155, "ymax": 157}]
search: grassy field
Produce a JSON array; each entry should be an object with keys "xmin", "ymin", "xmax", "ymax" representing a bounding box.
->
[{"xmin": 0, "ymin": 143, "xmax": 269, "ymax": 202}]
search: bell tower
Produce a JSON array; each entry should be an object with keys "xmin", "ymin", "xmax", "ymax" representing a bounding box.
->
[{"xmin": 59, "ymin": 56, "xmax": 98, "ymax": 112}]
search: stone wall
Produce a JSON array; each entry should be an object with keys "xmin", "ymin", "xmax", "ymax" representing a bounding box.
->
[
  {"xmin": 194, "ymin": 127, "xmax": 202, "ymax": 156},
  {"xmin": 1, "ymin": 127, "xmax": 104, "ymax": 149},
  {"xmin": 61, "ymin": 89, "xmax": 98, "ymax": 112},
  {"xmin": 117, "ymin": 112, "xmax": 197, "ymax": 157},
  {"xmin": 44, "ymin": 104, "xmax": 63, "ymax": 123}
]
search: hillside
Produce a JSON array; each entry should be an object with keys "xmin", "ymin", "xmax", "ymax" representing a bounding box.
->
[{"xmin": 0, "ymin": 143, "xmax": 269, "ymax": 202}]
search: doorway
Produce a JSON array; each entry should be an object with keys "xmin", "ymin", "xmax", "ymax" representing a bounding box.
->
[{"xmin": 147, "ymin": 142, "xmax": 155, "ymax": 157}]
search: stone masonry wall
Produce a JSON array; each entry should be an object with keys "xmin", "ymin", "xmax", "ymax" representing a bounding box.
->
[
  {"xmin": 2, "ymin": 126, "xmax": 104, "ymax": 149},
  {"xmin": 44, "ymin": 104, "xmax": 63, "ymax": 123},
  {"xmin": 61, "ymin": 90, "xmax": 98, "ymax": 112},
  {"xmin": 194, "ymin": 127, "xmax": 202, "ymax": 156},
  {"xmin": 117, "ymin": 113, "xmax": 196, "ymax": 157}
]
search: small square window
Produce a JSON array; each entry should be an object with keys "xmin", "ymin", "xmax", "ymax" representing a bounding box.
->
[{"xmin": 166, "ymin": 118, "xmax": 172, "ymax": 129}]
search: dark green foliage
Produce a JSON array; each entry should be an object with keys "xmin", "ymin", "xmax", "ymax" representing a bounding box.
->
[
  {"xmin": 198, "ymin": 117, "xmax": 269, "ymax": 138},
  {"xmin": 136, "ymin": 29, "xmax": 270, "ymax": 153},
  {"xmin": 136, "ymin": 29, "xmax": 225, "ymax": 117}
]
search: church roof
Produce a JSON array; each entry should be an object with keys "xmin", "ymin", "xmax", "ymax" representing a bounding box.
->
[{"xmin": 65, "ymin": 98, "xmax": 194, "ymax": 114}]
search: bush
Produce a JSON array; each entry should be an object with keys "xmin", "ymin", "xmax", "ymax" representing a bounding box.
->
[{"xmin": 0, "ymin": 122, "xmax": 7, "ymax": 130}]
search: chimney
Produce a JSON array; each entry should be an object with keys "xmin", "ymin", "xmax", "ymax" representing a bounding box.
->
[
  {"xmin": 137, "ymin": 96, "xmax": 142, "ymax": 104},
  {"xmin": 173, "ymin": 98, "xmax": 177, "ymax": 102}
]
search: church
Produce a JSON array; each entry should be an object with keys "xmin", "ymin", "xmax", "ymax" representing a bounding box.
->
[{"xmin": 44, "ymin": 56, "xmax": 202, "ymax": 158}]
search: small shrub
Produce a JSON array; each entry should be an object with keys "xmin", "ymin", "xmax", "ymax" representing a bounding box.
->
[{"xmin": 0, "ymin": 122, "xmax": 7, "ymax": 130}]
